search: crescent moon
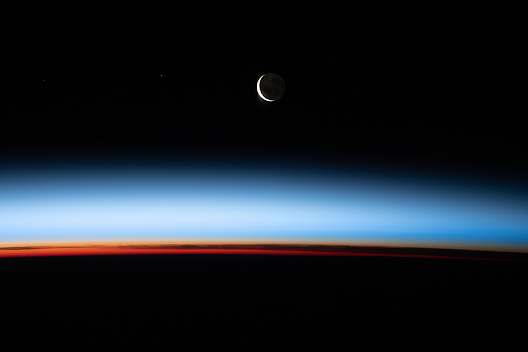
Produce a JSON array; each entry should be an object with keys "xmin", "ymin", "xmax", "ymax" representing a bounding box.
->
[{"xmin": 257, "ymin": 75, "xmax": 274, "ymax": 102}]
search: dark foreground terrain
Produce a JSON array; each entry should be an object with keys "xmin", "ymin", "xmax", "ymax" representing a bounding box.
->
[{"xmin": 1, "ymin": 253, "xmax": 526, "ymax": 345}]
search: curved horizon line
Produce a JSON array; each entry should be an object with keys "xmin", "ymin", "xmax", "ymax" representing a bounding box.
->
[{"xmin": 1, "ymin": 243, "xmax": 527, "ymax": 261}]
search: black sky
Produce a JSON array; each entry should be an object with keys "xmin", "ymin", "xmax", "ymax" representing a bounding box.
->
[{"xmin": 5, "ymin": 6, "xmax": 526, "ymax": 187}]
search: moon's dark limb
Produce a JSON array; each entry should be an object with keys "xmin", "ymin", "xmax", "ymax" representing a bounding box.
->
[{"xmin": 259, "ymin": 73, "xmax": 285, "ymax": 101}]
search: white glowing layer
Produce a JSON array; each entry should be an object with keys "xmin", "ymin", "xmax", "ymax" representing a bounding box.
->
[
  {"xmin": 257, "ymin": 75, "xmax": 274, "ymax": 102},
  {"xmin": 2, "ymin": 166, "xmax": 528, "ymax": 252}
]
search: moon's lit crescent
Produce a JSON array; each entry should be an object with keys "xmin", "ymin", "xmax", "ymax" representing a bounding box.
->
[{"xmin": 257, "ymin": 75, "xmax": 274, "ymax": 102}]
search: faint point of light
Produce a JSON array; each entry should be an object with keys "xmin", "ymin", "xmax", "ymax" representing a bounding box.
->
[{"xmin": 257, "ymin": 75, "xmax": 274, "ymax": 102}]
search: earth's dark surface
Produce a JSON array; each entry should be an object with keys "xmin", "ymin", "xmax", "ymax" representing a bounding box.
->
[{"xmin": 1, "ymin": 253, "xmax": 525, "ymax": 341}]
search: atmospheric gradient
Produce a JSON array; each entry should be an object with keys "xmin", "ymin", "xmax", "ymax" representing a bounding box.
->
[{"xmin": 1, "ymin": 160, "xmax": 528, "ymax": 259}]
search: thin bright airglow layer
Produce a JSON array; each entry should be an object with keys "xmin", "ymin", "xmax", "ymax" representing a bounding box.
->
[
  {"xmin": 257, "ymin": 75, "xmax": 274, "ymax": 102},
  {"xmin": 1, "ymin": 166, "xmax": 528, "ymax": 250}
]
